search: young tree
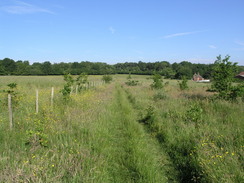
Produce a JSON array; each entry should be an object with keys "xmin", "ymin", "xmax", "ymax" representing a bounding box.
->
[
  {"xmin": 211, "ymin": 55, "xmax": 238, "ymax": 99},
  {"xmin": 76, "ymin": 73, "xmax": 88, "ymax": 92},
  {"xmin": 60, "ymin": 73, "xmax": 74, "ymax": 100},
  {"xmin": 178, "ymin": 76, "xmax": 189, "ymax": 91},
  {"xmin": 151, "ymin": 74, "xmax": 163, "ymax": 89}
]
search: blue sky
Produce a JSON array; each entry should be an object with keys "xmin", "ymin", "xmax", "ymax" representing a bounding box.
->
[{"xmin": 0, "ymin": 0, "xmax": 244, "ymax": 65}]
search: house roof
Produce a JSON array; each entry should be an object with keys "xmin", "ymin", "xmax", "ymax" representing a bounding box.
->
[
  {"xmin": 235, "ymin": 72, "xmax": 244, "ymax": 77},
  {"xmin": 235, "ymin": 71, "xmax": 244, "ymax": 79},
  {"xmin": 238, "ymin": 72, "xmax": 244, "ymax": 76},
  {"xmin": 193, "ymin": 73, "xmax": 203, "ymax": 78}
]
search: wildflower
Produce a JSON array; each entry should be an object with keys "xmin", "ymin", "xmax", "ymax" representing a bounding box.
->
[
  {"xmin": 52, "ymin": 164, "xmax": 55, "ymax": 167},
  {"xmin": 231, "ymin": 152, "xmax": 235, "ymax": 156}
]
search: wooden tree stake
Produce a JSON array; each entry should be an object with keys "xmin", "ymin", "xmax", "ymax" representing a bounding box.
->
[
  {"xmin": 36, "ymin": 89, "xmax": 39, "ymax": 114},
  {"xmin": 8, "ymin": 94, "xmax": 13, "ymax": 129},
  {"xmin": 70, "ymin": 86, "xmax": 73, "ymax": 95},
  {"xmin": 51, "ymin": 87, "xmax": 54, "ymax": 107},
  {"xmin": 76, "ymin": 85, "xmax": 78, "ymax": 95}
]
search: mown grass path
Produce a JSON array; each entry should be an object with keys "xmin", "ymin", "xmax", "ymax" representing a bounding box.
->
[{"xmin": 87, "ymin": 84, "xmax": 176, "ymax": 182}]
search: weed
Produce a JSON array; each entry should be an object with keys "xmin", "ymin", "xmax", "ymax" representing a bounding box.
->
[
  {"xmin": 185, "ymin": 102, "xmax": 203, "ymax": 125},
  {"xmin": 139, "ymin": 106, "xmax": 155, "ymax": 126},
  {"xmin": 153, "ymin": 91, "xmax": 168, "ymax": 101},
  {"xmin": 125, "ymin": 79, "xmax": 139, "ymax": 86}
]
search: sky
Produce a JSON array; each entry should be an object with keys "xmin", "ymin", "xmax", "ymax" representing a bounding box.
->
[{"xmin": 0, "ymin": 0, "xmax": 244, "ymax": 65}]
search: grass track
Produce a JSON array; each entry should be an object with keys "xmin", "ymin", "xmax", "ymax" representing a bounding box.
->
[{"xmin": 86, "ymin": 84, "xmax": 175, "ymax": 182}]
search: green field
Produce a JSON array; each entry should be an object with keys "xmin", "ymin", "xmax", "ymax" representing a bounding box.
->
[{"xmin": 0, "ymin": 75, "xmax": 243, "ymax": 183}]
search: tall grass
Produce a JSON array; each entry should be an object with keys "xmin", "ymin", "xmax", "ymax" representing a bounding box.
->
[
  {"xmin": 0, "ymin": 75, "xmax": 243, "ymax": 182},
  {"xmin": 123, "ymin": 76, "xmax": 244, "ymax": 182}
]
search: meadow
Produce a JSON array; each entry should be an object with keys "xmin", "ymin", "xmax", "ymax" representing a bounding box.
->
[{"xmin": 0, "ymin": 75, "xmax": 243, "ymax": 183}]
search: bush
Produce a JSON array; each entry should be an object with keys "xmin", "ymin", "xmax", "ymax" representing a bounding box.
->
[
  {"xmin": 60, "ymin": 73, "xmax": 74, "ymax": 100},
  {"xmin": 102, "ymin": 75, "xmax": 113, "ymax": 84},
  {"xmin": 178, "ymin": 76, "xmax": 188, "ymax": 90},
  {"xmin": 151, "ymin": 74, "xmax": 163, "ymax": 89},
  {"xmin": 76, "ymin": 73, "xmax": 88, "ymax": 92},
  {"xmin": 125, "ymin": 79, "xmax": 139, "ymax": 86}
]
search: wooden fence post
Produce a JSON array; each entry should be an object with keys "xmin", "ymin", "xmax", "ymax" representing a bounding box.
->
[
  {"xmin": 76, "ymin": 85, "xmax": 78, "ymax": 95},
  {"xmin": 8, "ymin": 94, "xmax": 13, "ymax": 129},
  {"xmin": 70, "ymin": 86, "xmax": 73, "ymax": 95},
  {"xmin": 36, "ymin": 89, "xmax": 39, "ymax": 114},
  {"xmin": 51, "ymin": 87, "xmax": 54, "ymax": 107}
]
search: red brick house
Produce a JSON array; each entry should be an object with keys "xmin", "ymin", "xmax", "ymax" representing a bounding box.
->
[
  {"xmin": 235, "ymin": 72, "xmax": 244, "ymax": 80},
  {"xmin": 192, "ymin": 73, "xmax": 204, "ymax": 81}
]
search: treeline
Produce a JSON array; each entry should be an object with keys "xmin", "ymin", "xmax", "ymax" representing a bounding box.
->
[{"xmin": 1, "ymin": 58, "xmax": 243, "ymax": 79}]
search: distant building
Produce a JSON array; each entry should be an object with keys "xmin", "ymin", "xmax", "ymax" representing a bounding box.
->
[
  {"xmin": 192, "ymin": 73, "xmax": 210, "ymax": 83},
  {"xmin": 235, "ymin": 71, "xmax": 244, "ymax": 80},
  {"xmin": 192, "ymin": 73, "xmax": 204, "ymax": 81}
]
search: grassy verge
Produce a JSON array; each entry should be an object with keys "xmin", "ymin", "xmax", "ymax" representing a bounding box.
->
[{"xmin": 123, "ymin": 80, "xmax": 244, "ymax": 183}]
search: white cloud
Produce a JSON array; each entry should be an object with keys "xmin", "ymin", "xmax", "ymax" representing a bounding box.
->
[
  {"xmin": 109, "ymin": 26, "xmax": 115, "ymax": 34},
  {"xmin": 134, "ymin": 50, "xmax": 144, "ymax": 54},
  {"xmin": 162, "ymin": 30, "xmax": 205, "ymax": 39},
  {"xmin": 1, "ymin": 1, "xmax": 54, "ymax": 14},
  {"xmin": 187, "ymin": 57, "xmax": 213, "ymax": 64},
  {"xmin": 209, "ymin": 45, "xmax": 217, "ymax": 49},
  {"xmin": 234, "ymin": 40, "xmax": 244, "ymax": 51},
  {"xmin": 235, "ymin": 40, "xmax": 244, "ymax": 46}
]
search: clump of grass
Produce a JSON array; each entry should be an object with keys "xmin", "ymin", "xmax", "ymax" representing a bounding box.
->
[{"xmin": 153, "ymin": 91, "xmax": 168, "ymax": 101}]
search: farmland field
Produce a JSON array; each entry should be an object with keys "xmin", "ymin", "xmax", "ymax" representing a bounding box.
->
[{"xmin": 0, "ymin": 75, "xmax": 243, "ymax": 183}]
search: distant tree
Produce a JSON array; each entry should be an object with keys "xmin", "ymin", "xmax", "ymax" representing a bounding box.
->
[
  {"xmin": 41, "ymin": 61, "xmax": 53, "ymax": 75},
  {"xmin": 175, "ymin": 66, "xmax": 192, "ymax": 79},
  {"xmin": 0, "ymin": 61, "xmax": 6, "ymax": 75},
  {"xmin": 30, "ymin": 63, "xmax": 43, "ymax": 75},
  {"xmin": 15, "ymin": 60, "xmax": 30, "ymax": 75},
  {"xmin": 162, "ymin": 67, "xmax": 176, "ymax": 79},
  {"xmin": 1, "ymin": 58, "xmax": 16, "ymax": 74}
]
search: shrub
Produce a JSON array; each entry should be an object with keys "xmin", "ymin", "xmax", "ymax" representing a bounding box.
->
[
  {"xmin": 1, "ymin": 83, "xmax": 21, "ymax": 107},
  {"xmin": 102, "ymin": 75, "xmax": 113, "ymax": 84},
  {"xmin": 76, "ymin": 73, "xmax": 88, "ymax": 92},
  {"xmin": 178, "ymin": 76, "xmax": 188, "ymax": 90},
  {"xmin": 139, "ymin": 106, "xmax": 155, "ymax": 126},
  {"xmin": 125, "ymin": 79, "xmax": 139, "ymax": 86},
  {"xmin": 185, "ymin": 102, "xmax": 203, "ymax": 127},
  {"xmin": 229, "ymin": 83, "xmax": 244, "ymax": 101},
  {"xmin": 151, "ymin": 74, "xmax": 163, "ymax": 89},
  {"xmin": 60, "ymin": 73, "xmax": 74, "ymax": 99}
]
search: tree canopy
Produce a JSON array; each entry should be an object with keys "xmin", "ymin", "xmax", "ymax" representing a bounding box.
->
[{"xmin": 0, "ymin": 58, "xmax": 243, "ymax": 79}]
